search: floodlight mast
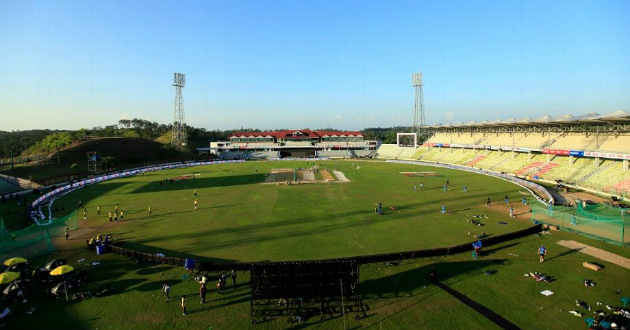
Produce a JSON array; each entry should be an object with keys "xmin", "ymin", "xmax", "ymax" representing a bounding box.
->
[
  {"xmin": 412, "ymin": 72, "xmax": 425, "ymax": 135},
  {"xmin": 172, "ymin": 73, "xmax": 187, "ymax": 148}
]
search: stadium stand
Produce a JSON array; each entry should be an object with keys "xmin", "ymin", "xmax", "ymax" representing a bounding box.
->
[
  {"xmin": 396, "ymin": 148, "xmax": 418, "ymax": 159},
  {"xmin": 249, "ymin": 151, "xmax": 279, "ymax": 159},
  {"xmin": 375, "ymin": 144, "xmax": 403, "ymax": 159},
  {"xmin": 317, "ymin": 150, "xmax": 351, "ymax": 158},
  {"xmin": 402, "ymin": 111, "xmax": 630, "ymax": 197},
  {"xmin": 350, "ymin": 150, "xmax": 375, "ymax": 158},
  {"xmin": 218, "ymin": 151, "xmax": 249, "ymax": 160},
  {"xmin": 212, "ymin": 130, "xmax": 375, "ymax": 159}
]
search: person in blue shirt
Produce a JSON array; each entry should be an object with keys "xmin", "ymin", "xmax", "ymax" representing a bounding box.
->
[{"xmin": 538, "ymin": 245, "xmax": 547, "ymax": 263}]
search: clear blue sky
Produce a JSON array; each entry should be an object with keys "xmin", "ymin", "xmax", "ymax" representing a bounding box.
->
[{"xmin": 1, "ymin": 0, "xmax": 628, "ymax": 131}]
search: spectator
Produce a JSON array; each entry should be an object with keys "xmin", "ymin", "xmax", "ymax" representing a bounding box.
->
[
  {"xmin": 231, "ymin": 270, "xmax": 237, "ymax": 289},
  {"xmin": 181, "ymin": 295, "xmax": 187, "ymax": 315}
]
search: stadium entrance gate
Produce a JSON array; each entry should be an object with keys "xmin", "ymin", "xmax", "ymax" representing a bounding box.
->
[{"xmin": 250, "ymin": 260, "xmax": 360, "ymax": 324}]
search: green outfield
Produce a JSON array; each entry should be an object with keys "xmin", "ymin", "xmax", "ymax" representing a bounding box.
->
[
  {"xmin": 52, "ymin": 160, "xmax": 532, "ymax": 261},
  {"xmin": 2, "ymin": 160, "xmax": 629, "ymax": 330}
]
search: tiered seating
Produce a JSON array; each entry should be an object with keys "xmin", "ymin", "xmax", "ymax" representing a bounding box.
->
[
  {"xmin": 531, "ymin": 163, "xmax": 558, "ymax": 178},
  {"xmin": 473, "ymin": 151, "xmax": 508, "ymax": 169},
  {"xmin": 581, "ymin": 161, "xmax": 630, "ymax": 193},
  {"xmin": 412, "ymin": 148, "xmax": 429, "ymax": 159},
  {"xmin": 485, "ymin": 134, "xmax": 515, "ymax": 147},
  {"xmin": 541, "ymin": 157, "xmax": 594, "ymax": 183},
  {"xmin": 466, "ymin": 155, "xmax": 486, "ymax": 166},
  {"xmin": 549, "ymin": 134, "xmax": 598, "ymax": 151},
  {"xmin": 396, "ymin": 148, "xmax": 418, "ymax": 159},
  {"xmin": 351, "ymin": 150, "xmax": 374, "ymax": 158},
  {"xmin": 515, "ymin": 162, "xmax": 544, "ymax": 176},
  {"xmin": 429, "ymin": 148, "xmax": 477, "ymax": 164},
  {"xmin": 491, "ymin": 154, "xmax": 543, "ymax": 174},
  {"xmin": 375, "ymin": 144, "xmax": 402, "ymax": 159},
  {"xmin": 0, "ymin": 178, "xmax": 20, "ymax": 195},
  {"xmin": 317, "ymin": 150, "xmax": 350, "ymax": 158},
  {"xmin": 597, "ymin": 135, "xmax": 630, "ymax": 153},
  {"xmin": 249, "ymin": 151, "xmax": 279, "ymax": 159},
  {"xmin": 417, "ymin": 147, "xmax": 442, "ymax": 161},
  {"xmin": 218, "ymin": 151, "xmax": 249, "ymax": 160},
  {"xmin": 426, "ymin": 132, "xmax": 448, "ymax": 144}
]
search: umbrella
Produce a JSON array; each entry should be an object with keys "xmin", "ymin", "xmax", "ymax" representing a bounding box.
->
[
  {"xmin": 0, "ymin": 272, "xmax": 20, "ymax": 284},
  {"xmin": 50, "ymin": 265, "xmax": 74, "ymax": 276},
  {"xmin": 3, "ymin": 257, "xmax": 27, "ymax": 266}
]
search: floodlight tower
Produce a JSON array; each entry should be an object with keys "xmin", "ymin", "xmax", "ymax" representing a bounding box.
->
[
  {"xmin": 171, "ymin": 72, "xmax": 187, "ymax": 148},
  {"xmin": 412, "ymin": 72, "xmax": 425, "ymax": 135}
]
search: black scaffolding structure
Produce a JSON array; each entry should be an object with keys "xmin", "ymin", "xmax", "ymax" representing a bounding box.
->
[{"xmin": 250, "ymin": 260, "xmax": 360, "ymax": 324}]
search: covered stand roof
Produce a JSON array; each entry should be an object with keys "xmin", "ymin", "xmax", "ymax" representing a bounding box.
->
[
  {"xmin": 228, "ymin": 129, "xmax": 363, "ymax": 139},
  {"xmin": 425, "ymin": 111, "xmax": 630, "ymax": 129}
]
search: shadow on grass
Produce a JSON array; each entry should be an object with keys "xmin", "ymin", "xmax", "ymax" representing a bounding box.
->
[
  {"xmin": 360, "ymin": 259, "xmax": 507, "ymax": 327},
  {"xmin": 434, "ymin": 280, "xmax": 523, "ymax": 330},
  {"xmin": 131, "ymin": 174, "xmax": 266, "ymax": 194}
]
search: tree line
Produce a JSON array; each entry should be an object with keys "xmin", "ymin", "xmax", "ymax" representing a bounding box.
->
[{"xmin": 0, "ymin": 120, "xmax": 417, "ymax": 159}]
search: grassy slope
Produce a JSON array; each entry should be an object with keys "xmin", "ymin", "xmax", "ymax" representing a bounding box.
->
[{"xmin": 3, "ymin": 160, "xmax": 629, "ymax": 330}]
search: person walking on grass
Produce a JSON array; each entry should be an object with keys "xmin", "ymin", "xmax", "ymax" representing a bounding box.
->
[
  {"xmin": 83, "ymin": 208, "xmax": 87, "ymax": 220},
  {"xmin": 194, "ymin": 199, "xmax": 198, "ymax": 210},
  {"xmin": 538, "ymin": 245, "xmax": 547, "ymax": 263},
  {"xmin": 420, "ymin": 182, "xmax": 424, "ymax": 190},
  {"xmin": 181, "ymin": 295, "xmax": 187, "ymax": 315},
  {"xmin": 441, "ymin": 204, "xmax": 446, "ymax": 214},
  {"xmin": 108, "ymin": 211, "xmax": 113, "ymax": 222},
  {"xmin": 231, "ymin": 270, "xmax": 237, "ymax": 289},
  {"xmin": 199, "ymin": 284, "xmax": 207, "ymax": 304},
  {"xmin": 462, "ymin": 185, "xmax": 467, "ymax": 193},
  {"xmin": 65, "ymin": 227, "xmax": 69, "ymax": 240},
  {"xmin": 486, "ymin": 197, "xmax": 491, "ymax": 207},
  {"xmin": 97, "ymin": 205, "xmax": 101, "ymax": 215},
  {"xmin": 194, "ymin": 189, "xmax": 197, "ymax": 197},
  {"xmin": 163, "ymin": 282, "xmax": 171, "ymax": 302},
  {"xmin": 509, "ymin": 206, "xmax": 514, "ymax": 218},
  {"xmin": 148, "ymin": 205, "xmax": 152, "ymax": 216},
  {"xmin": 119, "ymin": 210, "xmax": 124, "ymax": 221}
]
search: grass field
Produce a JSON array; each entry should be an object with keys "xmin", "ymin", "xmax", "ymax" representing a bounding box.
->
[
  {"xmin": 2, "ymin": 160, "xmax": 630, "ymax": 330},
  {"xmin": 51, "ymin": 160, "xmax": 532, "ymax": 261}
]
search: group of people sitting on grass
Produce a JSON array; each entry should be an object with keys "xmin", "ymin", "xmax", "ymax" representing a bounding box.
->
[{"xmin": 87, "ymin": 234, "xmax": 111, "ymax": 250}]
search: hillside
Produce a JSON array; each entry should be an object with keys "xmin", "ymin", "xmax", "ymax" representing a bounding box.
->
[{"xmin": 0, "ymin": 137, "xmax": 194, "ymax": 185}]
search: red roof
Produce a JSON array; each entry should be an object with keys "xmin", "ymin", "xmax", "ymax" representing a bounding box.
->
[{"xmin": 228, "ymin": 130, "xmax": 363, "ymax": 139}]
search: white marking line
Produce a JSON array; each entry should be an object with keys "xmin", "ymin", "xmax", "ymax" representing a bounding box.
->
[{"xmin": 556, "ymin": 240, "xmax": 630, "ymax": 270}]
